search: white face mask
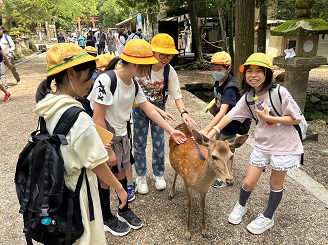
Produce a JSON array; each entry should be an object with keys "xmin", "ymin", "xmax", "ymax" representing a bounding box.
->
[{"xmin": 212, "ymin": 71, "xmax": 226, "ymax": 81}]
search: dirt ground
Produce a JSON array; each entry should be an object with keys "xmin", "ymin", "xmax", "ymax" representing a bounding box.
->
[{"xmin": 0, "ymin": 53, "xmax": 327, "ymax": 244}]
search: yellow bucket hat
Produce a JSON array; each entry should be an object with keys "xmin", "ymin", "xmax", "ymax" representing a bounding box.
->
[
  {"xmin": 120, "ymin": 39, "xmax": 158, "ymax": 65},
  {"xmin": 211, "ymin": 51, "xmax": 232, "ymax": 66},
  {"xmin": 239, "ymin": 53, "xmax": 273, "ymax": 73},
  {"xmin": 85, "ymin": 46, "xmax": 97, "ymax": 55},
  {"xmin": 46, "ymin": 43, "xmax": 97, "ymax": 77},
  {"xmin": 96, "ymin": 53, "xmax": 115, "ymax": 69},
  {"xmin": 151, "ymin": 33, "xmax": 179, "ymax": 55}
]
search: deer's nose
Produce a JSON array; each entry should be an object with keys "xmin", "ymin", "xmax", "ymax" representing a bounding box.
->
[{"xmin": 226, "ymin": 178, "xmax": 235, "ymax": 186}]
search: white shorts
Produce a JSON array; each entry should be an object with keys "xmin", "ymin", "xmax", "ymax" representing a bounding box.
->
[{"xmin": 250, "ymin": 148, "xmax": 301, "ymax": 171}]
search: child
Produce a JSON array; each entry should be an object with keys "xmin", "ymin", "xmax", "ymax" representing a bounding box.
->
[
  {"xmin": 200, "ymin": 51, "xmax": 239, "ymax": 188},
  {"xmin": 34, "ymin": 43, "xmax": 127, "ymax": 244},
  {"xmin": 0, "ymin": 47, "xmax": 14, "ymax": 100},
  {"xmin": 133, "ymin": 33, "xmax": 196, "ymax": 195},
  {"xmin": 203, "ymin": 53, "xmax": 303, "ymax": 235},
  {"xmin": 87, "ymin": 39, "xmax": 187, "ymax": 236}
]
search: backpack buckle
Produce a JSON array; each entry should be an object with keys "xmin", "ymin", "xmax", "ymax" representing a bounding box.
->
[{"xmin": 39, "ymin": 207, "xmax": 49, "ymax": 217}]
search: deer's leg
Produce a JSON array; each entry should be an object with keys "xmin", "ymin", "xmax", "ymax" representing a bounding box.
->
[
  {"xmin": 200, "ymin": 191, "xmax": 208, "ymax": 238},
  {"xmin": 168, "ymin": 172, "xmax": 178, "ymax": 200},
  {"xmin": 184, "ymin": 185, "xmax": 192, "ymax": 241}
]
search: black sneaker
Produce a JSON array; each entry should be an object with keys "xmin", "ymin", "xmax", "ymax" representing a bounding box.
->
[
  {"xmin": 103, "ymin": 216, "xmax": 131, "ymax": 236},
  {"xmin": 117, "ymin": 208, "xmax": 143, "ymax": 229},
  {"xmin": 211, "ymin": 178, "xmax": 226, "ymax": 188}
]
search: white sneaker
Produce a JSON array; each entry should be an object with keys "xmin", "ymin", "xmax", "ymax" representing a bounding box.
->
[
  {"xmin": 136, "ymin": 176, "xmax": 149, "ymax": 194},
  {"xmin": 153, "ymin": 175, "xmax": 166, "ymax": 191},
  {"xmin": 228, "ymin": 202, "xmax": 247, "ymax": 225},
  {"xmin": 247, "ymin": 214, "xmax": 274, "ymax": 235}
]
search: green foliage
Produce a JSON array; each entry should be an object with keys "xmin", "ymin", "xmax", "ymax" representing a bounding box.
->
[{"xmin": 271, "ymin": 18, "xmax": 328, "ymax": 35}]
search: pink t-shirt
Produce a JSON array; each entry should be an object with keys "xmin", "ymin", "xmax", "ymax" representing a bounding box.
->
[{"xmin": 227, "ymin": 86, "xmax": 304, "ymax": 155}]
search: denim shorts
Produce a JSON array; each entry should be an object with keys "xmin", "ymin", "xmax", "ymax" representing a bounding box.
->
[{"xmin": 250, "ymin": 148, "xmax": 301, "ymax": 171}]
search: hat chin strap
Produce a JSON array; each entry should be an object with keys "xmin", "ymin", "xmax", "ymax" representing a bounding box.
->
[{"xmin": 69, "ymin": 78, "xmax": 82, "ymax": 99}]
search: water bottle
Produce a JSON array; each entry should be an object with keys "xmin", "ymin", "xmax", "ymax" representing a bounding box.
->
[{"xmin": 253, "ymin": 96, "xmax": 274, "ymax": 116}]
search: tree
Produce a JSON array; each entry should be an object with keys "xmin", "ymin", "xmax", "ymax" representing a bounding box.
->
[
  {"xmin": 257, "ymin": 0, "xmax": 268, "ymax": 53},
  {"xmin": 234, "ymin": 0, "xmax": 255, "ymax": 83}
]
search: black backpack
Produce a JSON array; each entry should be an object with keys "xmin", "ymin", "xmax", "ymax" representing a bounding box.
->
[
  {"xmin": 15, "ymin": 106, "xmax": 95, "ymax": 245},
  {"xmin": 221, "ymin": 81, "xmax": 251, "ymax": 135}
]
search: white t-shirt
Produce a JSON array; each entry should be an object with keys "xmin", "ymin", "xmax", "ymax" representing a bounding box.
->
[
  {"xmin": 139, "ymin": 64, "xmax": 182, "ymax": 103},
  {"xmin": 87, "ymin": 72, "xmax": 147, "ymax": 136}
]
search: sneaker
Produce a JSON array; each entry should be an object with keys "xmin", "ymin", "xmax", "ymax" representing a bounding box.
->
[
  {"xmin": 3, "ymin": 92, "xmax": 11, "ymax": 101},
  {"xmin": 247, "ymin": 214, "xmax": 274, "ymax": 235},
  {"xmin": 3, "ymin": 83, "xmax": 8, "ymax": 89},
  {"xmin": 228, "ymin": 202, "xmax": 247, "ymax": 225},
  {"xmin": 136, "ymin": 176, "xmax": 148, "ymax": 194},
  {"xmin": 103, "ymin": 216, "xmax": 131, "ymax": 236},
  {"xmin": 117, "ymin": 208, "xmax": 143, "ymax": 230},
  {"xmin": 16, "ymin": 81, "xmax": 21, "ymax": 85},
  {"xmin": 127, "ymin": 183, "xmax": 136, "ymax": 202},
  {"xmin": 153, "ymin": 175, "xmax": 166, "ymax": 191},
  {"xmin": 211, "ymin": 178, "xmax": 226, "ymax": 188}
]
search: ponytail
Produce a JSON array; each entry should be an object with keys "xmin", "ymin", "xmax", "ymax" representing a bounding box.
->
[
  {"xmin": 35, "ymin": 77, "xmax": 53, "ymax": 102},
  {"xmin": 104, "ymin": 56, "xmax": 120, "ymax": 71}
]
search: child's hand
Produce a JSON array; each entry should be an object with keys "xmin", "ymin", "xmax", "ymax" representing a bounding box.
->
[
  {"xmin": 170, "ymin": 129, "xmax": 187, "ymax": 144},
  {"xmin": 198, "ymin": 128, "xmax": 208, "ymax": 137},
  {"xmin": 182, "ymin": 114, "xmax": 197, "ymax": 126},
  {"xmin": 255, "ymin": 103, "xmax": 275, "ymax": 126},
  {"xmin": 106, "ymin": 147, "xmax": 117, "ymax": 166},
  {"xmin": 116, "ymin": 187, "xmax": 127, "ymax": 209},
  {"xmin": 161, "ymin": 111, "xmax": 176, "ymax": 121}
]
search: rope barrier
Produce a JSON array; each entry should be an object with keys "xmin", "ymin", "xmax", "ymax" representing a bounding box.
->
[{"xmin": 201, "ymin": 36, "xmax": 223, "ymax": 49}]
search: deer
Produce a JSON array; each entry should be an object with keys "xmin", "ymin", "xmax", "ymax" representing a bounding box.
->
[{"xmin": 168, "ymin": 123, "xmax": 248, "ymax": 241}]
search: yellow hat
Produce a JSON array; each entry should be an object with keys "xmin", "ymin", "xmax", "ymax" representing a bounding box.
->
[
  {"xmin": 96, "ymin": 53, "xmax": 115, "ymax": 69},
  {"xmin": 211, "ymin": 51, "xmax": 232, "ymax": 66},
  {"xmin": 151, "ymin": 33, "xmax": 179, "ymax": 54},
  {"xmin": 46, "ymin": 43, "xmax": 97, "ymax": 77},
  {"xmin": 239, "ymin": 53, "xmax": 273, "ymax": 73},
  {"xmin": 85, "ymin": 46, "xmax": 97, "ymax": 55},
  {"xmin": 120, "ymin": 39, "xmax": 158, "ymax": 65}
]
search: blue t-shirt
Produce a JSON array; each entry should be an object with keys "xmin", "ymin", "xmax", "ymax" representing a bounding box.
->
[{"xmin": 214, "ymin": 75, "xmax": 239, "ymax": 135}]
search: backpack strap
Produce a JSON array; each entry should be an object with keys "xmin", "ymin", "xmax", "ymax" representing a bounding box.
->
[
  {"xmin": 106, "ymin": 70, "xmax": 139, "ymax": 97},
  {"xmin": 53, "ymin": 106, "xmax": 84, "ymax": 136},
  {"xmin": 245, "ymin": 89, "xmax": 258, "ymax": 124},
  {"xmin": 4, "ymin": 34, "xmax": 11, "ymax": 49},
  {"xmin": 162, "ymin": 64, "xmax": 170, "ymax": 105},
  {"xmin": 269, "ymin": 84, "xmax": 282, "ymax": 116},
  {"xmin": 223, "ymin": 80, "xmax": 239, "ymax": 94}
]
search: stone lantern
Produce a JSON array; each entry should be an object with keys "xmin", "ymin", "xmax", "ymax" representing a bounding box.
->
[{"xmin": 270, "ymin": 0, "xmax": 328, "ymax": 113}]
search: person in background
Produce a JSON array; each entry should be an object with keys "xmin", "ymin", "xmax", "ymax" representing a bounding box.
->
[
  {"xmin": 86, "ymin": 30, "xmax": 96, "ymax": 48},
  {"xmin": 0, "ymin": 26, "xmax": 20, "ymax": 86},
  {"xmin": 87, "ymin": 39, "xmax": 187, "ymax": 236},
  {"xmin": 200, "ymin": 51, "xmax": 239, "ymax": 189},
  {"xmin": 133, "ymin": 33, "xmax": 196, "ymax": 195},
  {"xmin": 95, "ymin": 28, "xmax": 107, "ymax": 55},
  {"xmin": 57, "ymin": 32, "xmax": 65, "ymax": 43},
  {"xmin": 77, "ymin": 33, "xmax": 85, "ymax": 49},
  {"xmin": 34, "ymin": 43, "xmax": 127, "ymax": 244},
  {"xmin": 204, "ymin": 53, "xmax": 303, "ymax": 235},
  {"xmin": 107, "ymin": 29, "xmax": 117, "ymax": 55},
  {"xmin": 117, "ymin": 30, "xmax": 126, "ymax": 56},
  {"xmin": 0, "ymin": 46, "xmax": 14, "ymax": 100}
]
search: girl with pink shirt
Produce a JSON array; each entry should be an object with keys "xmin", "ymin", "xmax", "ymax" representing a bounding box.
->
[{"xmin": 202, "ymin": 53, "xmax": 303, "ymax": 235}]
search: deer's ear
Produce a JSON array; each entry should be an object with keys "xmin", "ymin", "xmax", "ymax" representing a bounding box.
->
[
  {"xmin": 229, "ymin": 135, "xmax": 249, "ymax": 149},
  {"xmin": 192, "ymin": 130, "xmax": 210, "ymax": 147}
]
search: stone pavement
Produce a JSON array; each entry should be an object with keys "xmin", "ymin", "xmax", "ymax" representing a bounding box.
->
[{"xmin": 0, "ymin": 53, "xmax": 327, "ymax": 244}]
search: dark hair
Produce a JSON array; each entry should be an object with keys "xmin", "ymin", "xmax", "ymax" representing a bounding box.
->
[
  {"xmin": 240, "ymin": 65, "xmax": 274, "ymax": 95},
  {"xmin": 35, "ymin": 60, "xmax": 96, "ymax": 102},
  {"xmin": 104, "ymin": 57, "xmax": 151, "ymax": 77}
]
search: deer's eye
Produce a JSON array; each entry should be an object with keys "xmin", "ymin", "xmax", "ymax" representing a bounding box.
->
[{"xmin": 212, "ymin": 155, "xmax": 218, "ymax": 160}]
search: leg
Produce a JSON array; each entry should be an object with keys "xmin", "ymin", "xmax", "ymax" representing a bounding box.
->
[
  {"xmin": 150, "ymin": 115, "xmax": 165, "ymax": 177},
  {"xmin": 168, "ymin": 172, "xmax": 178, "ymax": 199},
  {"xmin": 200, "ymin": 191, "xmax": 208, "ymax": 238},
  {"xmin": 184, "ymin": 185, "xmax": 193, "ymax": 241},
  {"xmin": 8, "ymin": 57, "xmax": 20, "ymax": 83},
  {"xmin": 1, "ymin": 60, "xmax": 7, "ymax": 87},
  {"xmin": 133, "ymin": 107, "xmax": 149, "ymax": 177}
]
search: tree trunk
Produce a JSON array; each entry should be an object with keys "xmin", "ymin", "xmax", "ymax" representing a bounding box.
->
[
  {"xmin": 228, "ymin": 0, "xmax": 235, "ymax": 75},
  {"xmin": 234, "ymin": 0, "xmax": 255, "ymax": 83},
  {"xmin": 187, "ymin": 0, "xmax": 203, "ymax": 62},
  {"xmin": 218, "ymin": 0, "xmax": 227, "ymax": 51},
  {"xmin": 257, "ymin": 0, "xmax": 268, "ymax": 53}
]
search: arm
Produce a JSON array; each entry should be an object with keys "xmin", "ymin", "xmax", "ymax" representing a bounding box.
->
[
  {"xmin": 200, "ymin": 103, "xmax": 229, "ymax": 135},
  {"xmin": 175, "ymin": 98, "xmax": 197, "ymax": 125},
  {"xmin": 1, "ymin": 50, "xmax": 13, "ymax": 69},
  {"xmin": 139, "ymin": 101, "xmax": 187, "ymax": 144},
  {"xmin": 207, "ymin": 115, "xmax": 233, "ymax": 139},
  {"xmin": 255, "ymin": 104, "xmax": 301, "ymax": 125},
  {"xmin": 92, "ymin": 163, "xmax": 127, "ymax": 209},
  {"xmin": 93, "ymin": 102, "xmax": 117, "ymax": 166}
]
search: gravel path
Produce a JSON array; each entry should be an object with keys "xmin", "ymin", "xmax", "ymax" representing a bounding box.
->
[{"xmin": 0, "ymin": 54, "xmax": 327, "ymax": 244}]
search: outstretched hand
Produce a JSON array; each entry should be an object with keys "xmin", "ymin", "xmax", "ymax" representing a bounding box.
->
[
  {"xmin": 182, "ymin": 114, "xmax": 197, "ymax": 126},
  {"xmin": 170, "ymin": 129, "xmax": 187, "ymax": 144}
]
